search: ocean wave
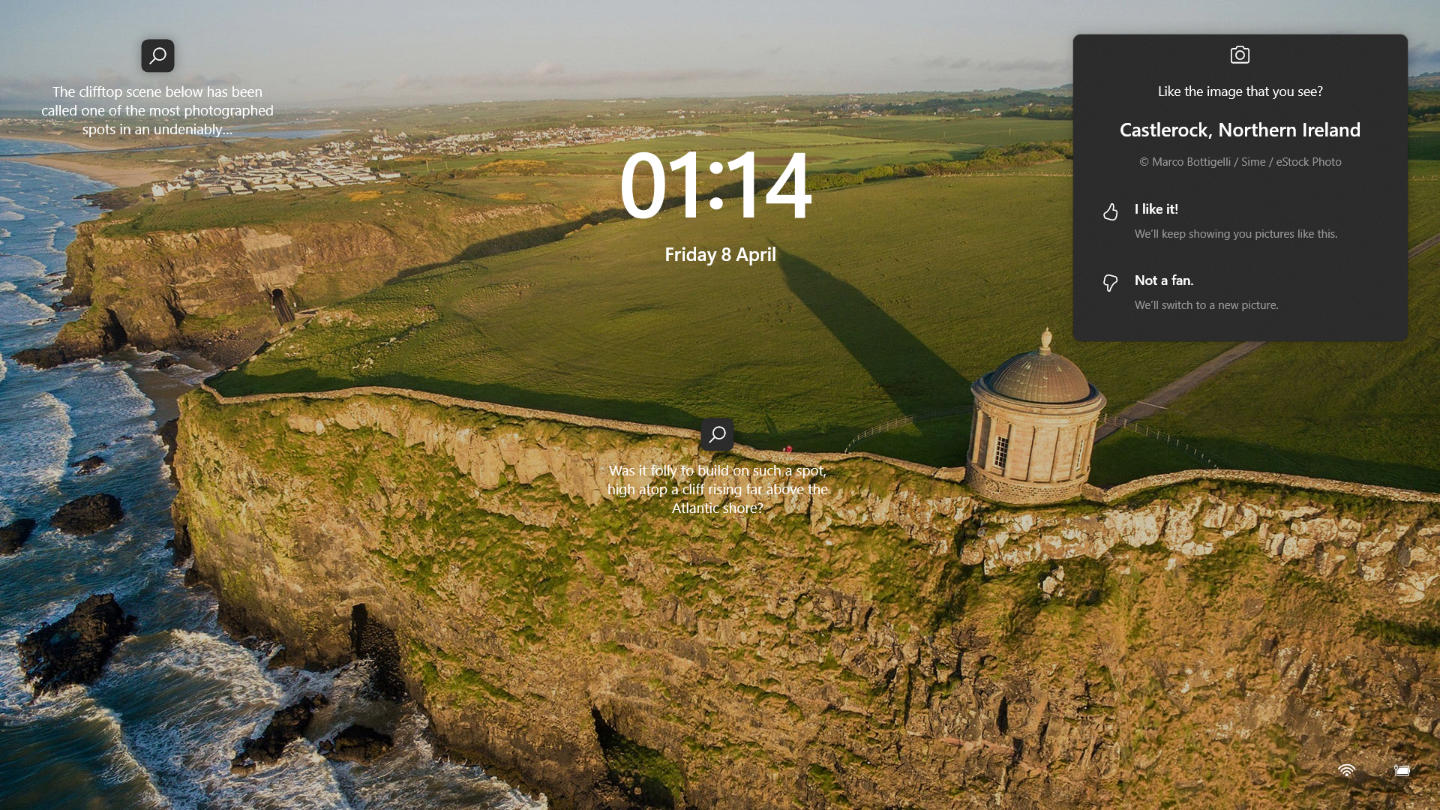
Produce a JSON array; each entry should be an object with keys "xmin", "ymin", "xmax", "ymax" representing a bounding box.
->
[
  {"xmin": 166, "ymin": 363, "xmax": 215, "ymax": 387},
  {"xmin": 0, "ymin": 253, "xmax": 47, "ymax": 280},
  {"xmin": 341, "ymin": 711, "xmax": 547, "ymax": 809},
  {"xmin": 0, "ymin": 630, "xmax": 36, "ymax": 717},
  {"xmin": 0, "ymin": 392, "xmax": 74, "ymax": 498},
  {"xmin": 81, "ymin": 700, "xmax": 170, "ymax": 806},
  {"xmin": 108, "ymin": 629, "xmax": 351, "ymax": 810},
  {"xmin": 0, "ymin": 632, "xmax": 168, "ymax": 807},
  {"xmin": 0, "ymin": 289, "xmax": 56, "ymax": 325},
  {"xmin": 75, "ymin": 363, "xmax": 155, "ymax": 422},
  {"xmin": 0, "ymin": 210, "xmax": 23, "ymax": 222}
]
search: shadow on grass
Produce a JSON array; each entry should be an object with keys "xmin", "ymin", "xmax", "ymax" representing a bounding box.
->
[
  {"xmin": 211, "ymin": 366, "xmax": 706, "ymax": 430},
  {"xmin": 776, "ymin": 246, "xmax": 970, "ymax": 452},
  {"xmin": 213, "ymin": 359, "xmax": 892, "ymax": 456},
  {"xmin": 1090, "ymin": 430, "xmax": 1440, "ymax": 493}
]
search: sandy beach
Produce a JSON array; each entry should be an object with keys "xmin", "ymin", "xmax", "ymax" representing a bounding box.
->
[{"xmin": 0, "ymin": 153, "xmax": 171, "ymax": 186}]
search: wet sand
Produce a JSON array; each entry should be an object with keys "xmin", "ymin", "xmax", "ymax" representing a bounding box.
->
[{"xmin": 3, "ymin": 153, "xmax": 172, "ymax": 186}]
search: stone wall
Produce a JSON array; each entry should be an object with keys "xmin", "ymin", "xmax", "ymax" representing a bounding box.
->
[{"xmin": 200, "ymin": 382, "xmax": 1440, "ymax": 506}]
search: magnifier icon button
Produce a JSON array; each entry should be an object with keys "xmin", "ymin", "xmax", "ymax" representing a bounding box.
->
[
  {"xmin": 699, "ymin": 418, "xmax": 735, "ymax": 452},
  {"xmin": 141, "ymin": 39, "xmax": 175, "ymax": 72}
]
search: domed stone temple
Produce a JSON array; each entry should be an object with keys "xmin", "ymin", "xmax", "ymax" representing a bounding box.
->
[{"xmin": 965, "ymin": 329, "xmax": 1106, "ymax": 504}]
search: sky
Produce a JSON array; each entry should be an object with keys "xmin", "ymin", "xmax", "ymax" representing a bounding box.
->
[{"xmin": 1, "ymin": 0, "xmax": 1438, "ymax": 108}]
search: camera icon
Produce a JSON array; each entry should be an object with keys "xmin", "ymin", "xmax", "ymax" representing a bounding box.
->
[{"xmin": 1229, "ymin": 45, "xmax": 1250, "ymax": 65}]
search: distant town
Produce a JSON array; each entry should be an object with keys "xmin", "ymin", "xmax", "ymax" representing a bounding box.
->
[{"xmin": 151, "ymin": 124, "xmax": 707, "ymax": 199}]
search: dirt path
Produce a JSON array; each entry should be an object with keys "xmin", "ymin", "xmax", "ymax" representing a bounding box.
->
[
  {"xmin": 1411, "ymin": 232, "xmax": 1440, "ymax": 260},
  {"xmin": 1098, "ymin": 230, "xmax": 1440, "ymax": 442},
  {"xmin": 1095, "ymin": 341, "xmax": 1267, "ymax": 441}
]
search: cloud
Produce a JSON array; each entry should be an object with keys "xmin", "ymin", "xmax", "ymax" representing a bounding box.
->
[
  {"xmin": 920, "ymin": 56, "xmax": 1069, "ymax": 73},
  {"xmin": 1412, "ymin": 43, "xmax": 1440, "ymax": 73}
]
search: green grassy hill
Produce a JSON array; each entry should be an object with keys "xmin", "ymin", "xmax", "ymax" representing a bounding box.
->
[{"xmin": 214, "ymin": 174, "xmax": 1225, "ymax": 466}]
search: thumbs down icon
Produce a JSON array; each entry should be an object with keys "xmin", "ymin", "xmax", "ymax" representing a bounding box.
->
[{"xmin": 1103, "ymin": 274, "xmax": 1119, "ymax": 292}]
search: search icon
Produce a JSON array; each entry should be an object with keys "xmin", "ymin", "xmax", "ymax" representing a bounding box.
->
[
  {"xmin": 699, "ymin": 418, "xmax": 735, "ymax": 452},
  {"xmin": 141, "ymin": 39, "xmax": 175, "ymax": 73}
]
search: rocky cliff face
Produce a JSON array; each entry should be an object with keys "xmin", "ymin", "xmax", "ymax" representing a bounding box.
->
[
  {"xmin": 18, "ymin": 200, "xmax": 566, "ymax": 368},
  {"xmin": 173, "ymin": 390, "xmax": 1440, "ymax": 808}
]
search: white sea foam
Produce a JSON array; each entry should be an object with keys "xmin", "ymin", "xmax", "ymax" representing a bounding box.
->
[
  {"xmin": 0, "ymin": 253, "xmax": 47, "ymax": 280},
  {"xmin": 0, "ymin": 630, "xmax": 167, "ymax": 807},
  {"xmin": 0, "ymin": 392, "xmax": 73, "ymax": 498},
  {"xmin": 0, "ymin": 210, "xmax": 23, "ymax": 221},
  {"xmin": 342, "ymin": 711, "xmax": 548, "ymax": 809},
  {"xmin": 77, "ymin": 363, "xmax": 155, "ymax": 424},
  {"xmin": 110, "ymin": 630, "xmax": 352, "ymax": 810},
  {"xmin": 0, "ymin": 630, "xmax": 35, "ymax": 717},
  {"xmin": 81, "ymin": 701, "xmax": 169, "ymax": 806},
  {"xmin": 0, "ymin": 289, "xmax": 55, "ymax": 325}
]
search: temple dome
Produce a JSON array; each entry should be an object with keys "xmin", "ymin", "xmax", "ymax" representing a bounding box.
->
[{"xmin": 985, "ymin": 328, "xmax": 1092, "ymax": 404}]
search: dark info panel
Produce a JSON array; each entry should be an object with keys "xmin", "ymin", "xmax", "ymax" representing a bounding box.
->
[{"xmin": 1073, "ymin": 35, "xmax": 1407, "ymax": 341}]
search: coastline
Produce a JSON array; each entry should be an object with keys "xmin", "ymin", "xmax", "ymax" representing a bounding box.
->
[
  {"xmin": 0, "ymin": 131, "xmax": 97, "ymax": 150},
  {"xmin": 1, "ymin": 153, "xmax": 170, "ymax": 186},
  {"xmin": 119, "ymin": 347, "xmax": 219, "ymax": 426}
]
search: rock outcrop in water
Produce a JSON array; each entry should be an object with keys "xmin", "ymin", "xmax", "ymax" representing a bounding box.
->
[
  {"xmin": 72, "ymin": 455, "xmax": 106, "ymax": 475},
  {"xmin": 174, "ymin": 389, "xmax": 1440, "ymax": 808},
  {"xmin": 0, "ymin": 518, "xmax": 36, "ymax": 554},
  {"xmin": 50, "ymin": 494, "xmax": 123, "ymax": 535},
  {"xmin": 230, "ymin": 694, "xmax": 328, "ymax": 775},
  {"xmin": 18, "ymin": 594, "xmax": 136, "ymax": 694},
  {"xmin": 319, "ymin": 724, "xmax": 394, "ymax": 763}
]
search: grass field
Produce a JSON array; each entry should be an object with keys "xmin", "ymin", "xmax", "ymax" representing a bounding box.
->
[
  {"xmin": 1120, "ymin": 245, "xmax": 1440, "ymax": 491},
  {"xmin": 1084, "ymin": 130, "xmax": 1440, "ymax": 491},
  {"xmin": 1410, "ymin": 123, "xmax": 1440, "ymax": 245},
  {"xmin": 827, "ymin": 115, "xmax": 1072, "ymax": 145},
  {"xmin": 214, "ymin": 174, "xmax": 1227, "ymax": 467},
  {"xmin": 398, "ymin": 118, "xmax": 1071, "ymax": 181},
  {"xmin": 189, "ymin": 113, "xmax": 1440, "ymax": 491}
]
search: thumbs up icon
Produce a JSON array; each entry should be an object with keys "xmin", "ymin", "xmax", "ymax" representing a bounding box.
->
[{"xmin": 1102, "ymin": 202, "xmax": 1119, "ymax": 222}]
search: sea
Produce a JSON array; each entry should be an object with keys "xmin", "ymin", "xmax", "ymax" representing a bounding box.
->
[{"xmin": 0, "ymin": 139, "xmax": 542, "ymax": 809}]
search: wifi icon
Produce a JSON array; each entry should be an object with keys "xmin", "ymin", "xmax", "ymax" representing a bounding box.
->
[{"xmin": 1338, "ymin": 763, "xmax": 1357, "ymax": 779}]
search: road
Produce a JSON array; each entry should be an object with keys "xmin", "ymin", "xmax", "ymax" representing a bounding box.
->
[{"xmin": 1097, "ymin": 230, "xmax": 1440, "ymax": 442}]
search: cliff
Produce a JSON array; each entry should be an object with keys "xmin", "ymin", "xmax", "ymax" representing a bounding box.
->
[
  {"xmin": 172, "ymin": 388, "xmax": 1440, "ymax": 808},
  {"xmin": 16, "ymin": 198, "xmax": 567, "ymax": 368}
]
